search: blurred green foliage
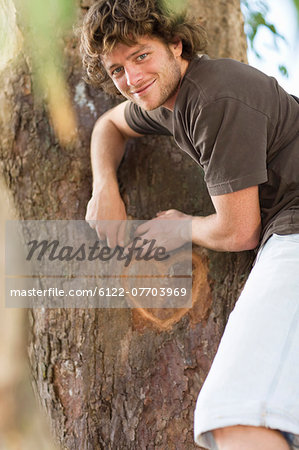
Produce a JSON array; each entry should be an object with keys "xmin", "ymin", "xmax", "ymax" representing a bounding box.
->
[
  {"xmin": 14, "ymin": 0, "xmax": 77, "ymax": 144},
  {"xmin": 242, "ymin": 0, "xmax": 285, "ymax": 58},
  {"xmin": 16, "ymin": 0, "xmax": 76, "ymax": 89},
  {"xmin": 241, "ymin": 0, "xmax": 299, "ymax": 77},
  {"xmin": 293, "ymin": 0, "xmax": 299, "ymax": 23}
]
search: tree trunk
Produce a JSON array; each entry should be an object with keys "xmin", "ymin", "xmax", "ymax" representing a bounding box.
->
[{"xmin": 0, "ymin": 0, "xmax": 251, "ymax": 448}]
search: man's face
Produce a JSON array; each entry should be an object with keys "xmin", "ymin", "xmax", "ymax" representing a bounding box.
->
[{"xmin": 101, "ymin": 36, "xmax": 187, "ymax": 110}]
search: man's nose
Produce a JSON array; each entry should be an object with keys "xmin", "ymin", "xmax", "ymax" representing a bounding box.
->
[{"xmin": 125, "ymin": 65, "xmax": 143, "ymax": 87}]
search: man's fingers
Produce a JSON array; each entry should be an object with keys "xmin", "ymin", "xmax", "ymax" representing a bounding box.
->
[
  {"xmin": 106, "ymin": 221, "xmax": 125, "ymax": 248},
  {"xmin": 124, "ymin": 237, "xmax": 155, "ymax": 257},
  {"xmin": 95, "ymin": 224, "xmax": 106, "ymax": 242},
  {"xmin": 87, "ymin": 220, "xmax": 127, "ymax": 248},
  {"xmin": 156, "ymin": 209, "xmax": 178, "ymax": 218},
  {"xmin": 135, "ymin": 222, "xmax": 166, "ymax": 248},
  {"xmin": 106, "ymin": 227, "xmax": 118, "ymax": 248},
  {"xmin": 117, "ymin": 221, "xmax": 127, "ymax": 247},
  {"xmin": 135, "ymin": 218, "xmax": 163, "ymax": 236},
  {"xmin": 135, "ymin": 221, "xmax": 151, "ymax": 236},
  {"xmin": 86, "ymin": 219, "xmax": 96, "ymax": 229},
  {"xmin": 124, "ymin": 237, "xmax": 148, "ymax": 253},
  {"xmin": 135, "ymin": 240, "xmax": 156, "ymax": 257}
]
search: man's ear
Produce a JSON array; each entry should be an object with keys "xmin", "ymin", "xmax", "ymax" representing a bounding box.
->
[{"xmin": 169, "ymin": 38, "xmax": 183, "ymax": 58}]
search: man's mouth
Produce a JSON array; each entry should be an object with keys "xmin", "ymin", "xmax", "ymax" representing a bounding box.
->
[{"xmin": 131, "ymin": 80, "xmax": 156, "ymax": 96}]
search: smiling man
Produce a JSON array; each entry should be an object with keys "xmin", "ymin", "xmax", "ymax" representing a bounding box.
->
[{"xmin": 80, "ymin": 0, "xmax": 299, "ymax": 449}]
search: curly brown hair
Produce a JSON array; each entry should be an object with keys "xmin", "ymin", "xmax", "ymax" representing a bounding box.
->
[{"xmin": 79, "ymin": 0, "xmax": 207, "ymax": 96}]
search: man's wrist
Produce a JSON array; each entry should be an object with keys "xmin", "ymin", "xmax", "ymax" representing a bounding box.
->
[
  {"xmin": 178, "ymin": 214, "xmax": 193, "ymax": 243},
  {"xmin": 92, "ymin": 173, "xmax": 118, "ymax": 192}
]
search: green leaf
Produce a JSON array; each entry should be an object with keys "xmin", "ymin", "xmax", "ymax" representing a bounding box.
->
[{"xmin": 279, "ymin": 65, "xmax": 289, "ymax": 77}]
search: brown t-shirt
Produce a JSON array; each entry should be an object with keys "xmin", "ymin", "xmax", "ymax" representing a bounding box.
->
[{"xmin": 124, "ymin": 55, "xmax": 299, "ymax": 248}]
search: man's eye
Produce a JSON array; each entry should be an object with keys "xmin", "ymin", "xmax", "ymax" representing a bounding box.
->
[
  {"xmin": 137, "ymin": 53, "xmax": 148, "ymax": 61},
  {"xmin": 112, "ymin": 67, "xmax": 123, "ymax": 76}
]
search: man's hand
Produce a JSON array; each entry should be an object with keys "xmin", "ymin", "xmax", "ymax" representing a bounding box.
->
[
  {"xmin": 85, "ymin": 181, "xmax": 127, "ymax": 247},
  {"xmin": 129, "ymin": 209, "xmax": 192, "ymax": 254}
]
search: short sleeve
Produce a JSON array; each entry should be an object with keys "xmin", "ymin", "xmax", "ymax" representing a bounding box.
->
[
  {"xmin": 124, "ymin": 102, "xmax": 173, "ymax": 136},
  {"xmin": 192, "ymin": 98, "xmax": 269, "ymax": 195}
]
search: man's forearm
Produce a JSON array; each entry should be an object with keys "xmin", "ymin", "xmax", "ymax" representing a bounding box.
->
[
  {"xmin": 91, "ymin": 116, "xmax": 127, "ymax": 190},
  {"xmin": 191, "ymin": 214, "xmax": 260, "ymax": 252}
]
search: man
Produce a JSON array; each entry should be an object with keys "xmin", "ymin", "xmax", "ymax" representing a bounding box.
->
[{"xmin": 80, "ymin": 0, "xmax": 299, "ymax": 448}]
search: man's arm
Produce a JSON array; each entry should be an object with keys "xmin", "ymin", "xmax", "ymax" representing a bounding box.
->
[
  {"xmin": 191, "ymin": 185, "xmax": 261, "ymax": 251},
  {"xmin": 136, "ymin": 185, "xmax": 261, "ymax": 253},
  {"xmin": 86, "ymin": 100, "xmax": 143, "ymax": 246}
]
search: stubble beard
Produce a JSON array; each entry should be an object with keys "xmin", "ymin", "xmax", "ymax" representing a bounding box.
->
[{"xmin": 156, "ymin": 52, "xmax": 182, "ymax": 110}]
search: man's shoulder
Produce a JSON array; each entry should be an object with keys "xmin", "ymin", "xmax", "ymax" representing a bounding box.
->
[
  {"xmin": 176, "ymin": 54, "xmax": 277, "ymax": 113},
  {"xmin": 185, "ymin": 55, "xmax": 267, "ymax": 88}
]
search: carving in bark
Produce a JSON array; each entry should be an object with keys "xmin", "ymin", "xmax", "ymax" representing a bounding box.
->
[{"xmin": 0, "ymin": 0, "xmax": 253, "ymax": 448}]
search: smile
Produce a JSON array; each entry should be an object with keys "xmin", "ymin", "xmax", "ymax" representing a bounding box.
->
[{"xmin": 131, "ymin": 80, "xmax": 156, "ymax": 96}]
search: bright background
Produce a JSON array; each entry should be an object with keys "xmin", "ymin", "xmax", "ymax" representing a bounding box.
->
[{"xmin": 246, "ymin": 0, "xmax": 299, "ymax": 95}]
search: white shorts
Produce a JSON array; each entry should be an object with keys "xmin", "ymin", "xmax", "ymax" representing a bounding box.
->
[{"xmin": 194, "ymin": 233, "xmax": 299, "ymax": 449}]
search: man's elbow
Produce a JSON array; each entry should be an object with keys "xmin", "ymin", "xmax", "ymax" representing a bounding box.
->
[{"xmin": 229, "ymin": 226, "xmax": 261, "ymax": 252}]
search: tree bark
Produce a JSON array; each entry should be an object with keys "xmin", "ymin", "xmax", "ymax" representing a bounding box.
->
[{"xmin": 0, "ymin": 0, "xmax": 252, "ymax": 448}]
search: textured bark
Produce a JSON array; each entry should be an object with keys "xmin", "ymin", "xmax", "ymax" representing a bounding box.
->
[
  {"xmin": 0, "ymin": 1, "xmax": 251, "ymax": 448},
  {"xmin": 0, "ymin": 181, "xmax": 57, "ymax": 449},
  {"xmin": 188, "ymin": 0, "xmax": 248, "ymax": 63}
]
